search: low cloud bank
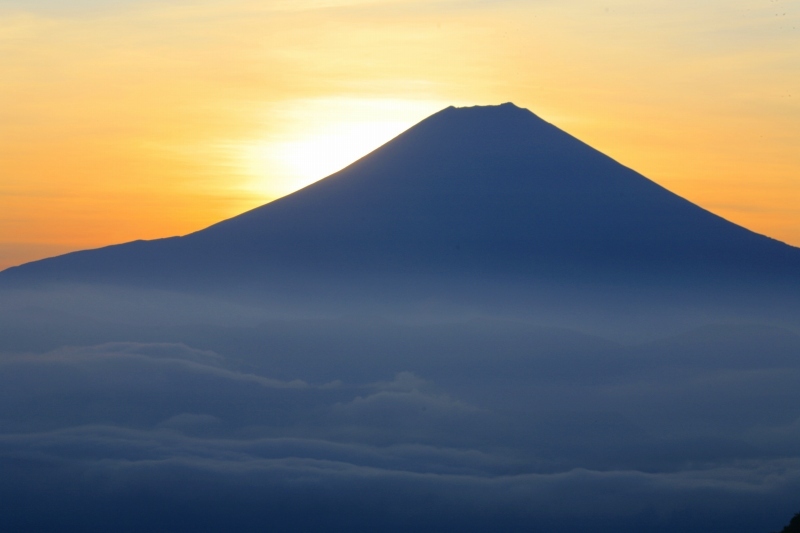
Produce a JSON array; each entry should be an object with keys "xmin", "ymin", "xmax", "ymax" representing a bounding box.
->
[{"xmin": 1, "ymin": 330, "xmax": 800, "ymax": 532}]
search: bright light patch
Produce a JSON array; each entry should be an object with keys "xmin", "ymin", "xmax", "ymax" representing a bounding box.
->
[
  {"xmin": 238, "ymin": 98, "xmax": 446, "ymax": 199},
  {"xmin": 280, "ymin": 120, "xmax": 407, "ymax": 185}
]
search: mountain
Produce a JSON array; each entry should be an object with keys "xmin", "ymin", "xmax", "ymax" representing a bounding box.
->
[
  {"xmin": 2, "ymin": 103, "xmax": 799, "ymax": 302},
  {"xmin": 4, "ymin": 105, "xmax": 800, "ymax": 533}
]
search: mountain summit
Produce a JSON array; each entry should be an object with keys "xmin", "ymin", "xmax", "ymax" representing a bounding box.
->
[{"xmin": 3, "ymin": 103, "xmax": 799, "ymax": 294}]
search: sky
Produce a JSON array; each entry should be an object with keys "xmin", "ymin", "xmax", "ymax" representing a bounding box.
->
[{"xmin": 1, "ymin": 0, "xmax": 798, "ymax": 270}]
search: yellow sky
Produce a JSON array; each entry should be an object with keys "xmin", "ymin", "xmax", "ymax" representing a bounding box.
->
[{"xmin": 1, "ymin": 0, "xmax": 798, "ymax": 270}]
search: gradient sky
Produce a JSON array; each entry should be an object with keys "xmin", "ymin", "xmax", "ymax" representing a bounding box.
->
[{"xmin": 1, "ymin": 0, "xmax": 798, "ymax": 270}]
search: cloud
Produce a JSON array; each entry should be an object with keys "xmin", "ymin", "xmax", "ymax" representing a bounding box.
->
[
  {"xmin": 0, "ymin": 424, "xmax": 798, "ymax": 532},
  {"xmin": 1, "ymin": 328, "xmax": 800, "ymax": 531}
]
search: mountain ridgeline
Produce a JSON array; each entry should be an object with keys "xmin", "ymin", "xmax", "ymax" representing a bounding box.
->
[{"xmin": 2, "ymin": 103, "xmax": 799, "ymax": 308}]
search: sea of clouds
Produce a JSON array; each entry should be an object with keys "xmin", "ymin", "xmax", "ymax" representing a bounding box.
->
[{"xmin": 1, "ymin": 320, "xmax": 799, "ymax": 532}]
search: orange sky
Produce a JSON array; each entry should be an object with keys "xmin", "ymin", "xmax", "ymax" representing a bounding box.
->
[{"xmin": 1, "ymin": 0, "xmax": 798, "ymax": 270}]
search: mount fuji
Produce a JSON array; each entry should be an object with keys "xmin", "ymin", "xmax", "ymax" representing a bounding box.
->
[{"xmin": 2, "ymin": 103, "xmax": 798, "ymax": 313}]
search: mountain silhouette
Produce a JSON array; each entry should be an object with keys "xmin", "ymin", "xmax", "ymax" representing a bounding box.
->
[{"xmin": 2, "ymin": 103, "xmax": 799, "ymax": 299}]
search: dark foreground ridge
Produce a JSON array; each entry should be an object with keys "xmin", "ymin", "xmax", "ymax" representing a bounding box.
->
[
  {"xmin": 3, "ymin": 103, "xmax": 799, "ymax": 294},
  {"xmin": 776, "ymin": 513, "xmax": 800, "ymax": 533}
]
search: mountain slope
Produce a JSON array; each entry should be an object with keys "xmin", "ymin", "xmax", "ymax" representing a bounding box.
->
[{"xmin": 2, "ymin": 103, "xmax": 799, "ymax": 292}]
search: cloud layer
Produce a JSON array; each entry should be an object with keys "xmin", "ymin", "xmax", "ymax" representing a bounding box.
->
[{"xmin": 1, "ymin": 325, "xmax": 800, "ymax": 531}]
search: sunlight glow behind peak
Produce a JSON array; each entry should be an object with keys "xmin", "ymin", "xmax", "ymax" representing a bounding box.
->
[{"xmin": 238, "ymin": 98, "xmax": 446, "ymax": 198}]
